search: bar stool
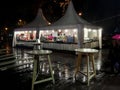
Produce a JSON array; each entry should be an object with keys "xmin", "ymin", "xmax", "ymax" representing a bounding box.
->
[
  {"xmin": 74, "ymin": 48, "xmax": 98, "ymax": 86},
  {"xmin": 27, "ymin": 50, "xmax": 55, "ymax": 90}
]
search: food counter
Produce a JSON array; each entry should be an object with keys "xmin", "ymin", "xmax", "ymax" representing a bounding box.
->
[
  {"xmin": 16, "ymin": 40, "xmax": 36, "ymax": 47},
  {"xmin": 42, "ymin": 42, "xmax": 78, "ymax": 51},
  {"xmin": 42, "ymin": 39, "xmax": 98, "ymax": 51}
]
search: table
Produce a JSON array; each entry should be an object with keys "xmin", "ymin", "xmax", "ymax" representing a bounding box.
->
[
  {"xmin": 33, "ymin": 43, "xmax": 42, "ymax": 50},
  {"xmin": 74, "ymin": 48, "xmax": 98, "ymax": 86},
  {"xmin": 27, "ymin": 50, "xmax": 55, "ymax": 90}
]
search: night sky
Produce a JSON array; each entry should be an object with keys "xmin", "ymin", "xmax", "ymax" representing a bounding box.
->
[
  {"xmin": 0, "ymin": 0, "xmax": 120, "ymax": 34},
  {"xmin": 0, "ymin": 0, "xmax": 38, "ymax": 26}
]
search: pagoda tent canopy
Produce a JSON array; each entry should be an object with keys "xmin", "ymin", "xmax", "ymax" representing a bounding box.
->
[
  {"xmin": 15, "ymin": 8, "xmax": 50, "ymax": 31},
  {"xmin": 39, "ymin": 1, "xmax": 102, "ymax": 49},
  {"xmin": 40, "ymin": 1, "xmax": 90, "ymax": 30}
]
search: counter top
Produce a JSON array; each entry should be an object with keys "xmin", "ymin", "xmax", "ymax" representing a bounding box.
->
[
  {"xmin": 75, "ymin": 48, "xmax": 98, "ymax": 53},
  {"xmin": 27, "ymin": 50, "xmax": 52, "ymax": 55}
]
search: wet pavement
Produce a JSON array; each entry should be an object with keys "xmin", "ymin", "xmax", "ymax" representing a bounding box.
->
[{"xmin": 0, "ymin": 41, "xmax": 120, "ymax": 90}]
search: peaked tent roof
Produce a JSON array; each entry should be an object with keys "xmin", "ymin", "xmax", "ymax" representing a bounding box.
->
[
  {"xmin": 52, "ymin": 1, "xmax": 90, "ymax": 26},
  {"xmin": 21, "ymin": 8, "xmax": 49, "ymax": 28},
  {"xmin": 15, "ymin": 8, "xmax": 50, "ymax": 31},
  {"xmin": 40, "ymin": 1, "xmax": 92, "ymax": 30}
]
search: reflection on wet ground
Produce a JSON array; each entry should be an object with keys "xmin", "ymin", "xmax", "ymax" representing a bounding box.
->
[{"xmin": 0, "ymin": 42, "xmax": 120, "ymax": 90}]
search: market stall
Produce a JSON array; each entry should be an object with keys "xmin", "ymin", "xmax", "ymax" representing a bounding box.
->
[
  {"xmin": 12, "ymin": 1, "xmax": 102, "ymax": 51},
  {"xmin": 13, "ymin": 29, "xmax": 37, "ymax": 47},
  {"xmin": 38, "ymin": 1, "xmax": 102, "ymax": 51},
  {"xmin": 12, "ymin": 8, "xmax": 50, "ymax": 47}
]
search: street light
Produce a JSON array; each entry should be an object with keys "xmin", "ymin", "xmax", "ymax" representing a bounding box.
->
[
  {"xmin": 17, "ymin": 19, "xmax": 26, "ymax": 26},
  {"xmin": 5, "ymin": 27, "xmax": 8, "ymax": 31},
  {"xmin": 78, "ymin": 12, "xmax": 82, "ymax": 16}
]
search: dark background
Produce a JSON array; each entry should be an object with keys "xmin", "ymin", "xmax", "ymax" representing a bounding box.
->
[{"xmin": 0, "ymin": 0, "xmax": 120, "ymax": 34}]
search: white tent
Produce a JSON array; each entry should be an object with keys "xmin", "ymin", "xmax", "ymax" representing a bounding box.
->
[
  {"xmin": 12, "ymin": 8, "xmax": 50, "ymax": 47},
  {"xmin": 39, "ymin": 1, "xmax": 102, "ymax": 51}
]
